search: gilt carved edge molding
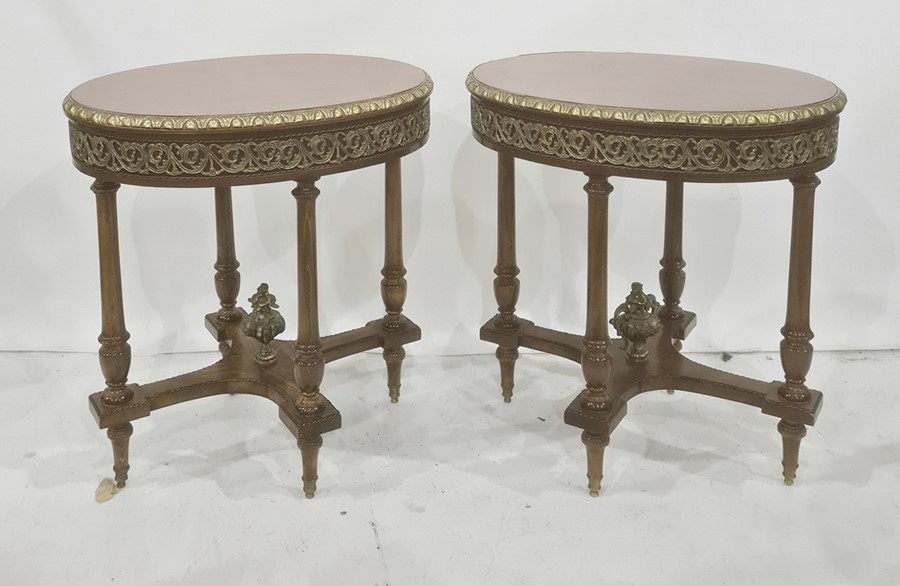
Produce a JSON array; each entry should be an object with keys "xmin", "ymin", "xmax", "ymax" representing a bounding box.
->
[
  {"xmin": 64, "ymin": 78, "xmax": 433, "ymax": 130},
  {"xmin": 69, "ymin": 105, "xmax": 430, "ymax": 180},
  {"xmin": 466, "ymin": 73, "xmax": 845, "ymax": 127},
  {"xmin": 471, "ymin": 99, "xmax": 839, "ymax": 176}
]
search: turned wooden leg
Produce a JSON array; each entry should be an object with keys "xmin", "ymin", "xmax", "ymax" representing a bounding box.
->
[
  {"xmin": 213, "ymin": 186, "xmax": 241, "ymax": 356},
  {"xmin": 299, "ymin": 435, "xmax": 323, "ymax": 498},
  {"xmin": 660, "ymin": 181, "xmax": 685, "ymax": 395},
  {"xmin": 107, "ymin": 423, "xmax": 133, "ymax": 488},
  {"xmin": 777, "ymin": 420, "xmax": 807, "ymax": 485},
  {"xmin": 779, "ymin": 175, "xmax": 818, "ymax": 403},
  {"xmin": 495, "ymin": 345, "xmax": 519, "ymax": 402},
  {"xmin": 659, "ymin": 180, "xmax": 686, "ymax": 321},
  {"xmin": 383, "ymin": 347, "xmax": 405, "ymax": 403},
  {"xmin": 213, "ymin": 186, "xmax": 241, "ymax": 323},
  {"xmin": 291, "ymin": 179, "xmax": 325, "ymax": 415},
  {"xmin": 493, "ymin": 153, "xmax": 521, "ymax": 401},
  {"xmin": 580, "ymin": 175, "xmax": 613, "ymax": 412},
  {"xmin": 93, "ymin": 180, "xmax": 137, "ymax": 487},
  {"xmin": 496, "ymin": 346, "xmax": 518, "ymax": 403},
  {"xmin": 94, "ymin": 180, "xmax": 138, "ymax": 486},
  {"xmin": 93, "ymin": 180, "xmax": 133, "ymax": 407},
  {"xmin": 776, "ymin": 175, "xmax": 818, "ymax": 483},
  {"xmin": 381, "ymin": 158, "xmax": 409, "ymax": 402},
  {"xmin": 381, "ymin": 158, "xmax": 408, "ymax": 329},
  {"xmin": 582, "ymin": 431, "xmax": 609, "ymax": 497}
]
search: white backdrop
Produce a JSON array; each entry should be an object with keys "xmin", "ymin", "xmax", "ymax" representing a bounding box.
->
[{"xmin": 1, "ymin": 1, "xmax": 898, "ymax": 356}]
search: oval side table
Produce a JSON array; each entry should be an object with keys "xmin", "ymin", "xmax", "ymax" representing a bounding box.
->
[
  {"xmin": 467, "ymin": 52, "xmax": 845, "ymax": 495},
  {"xmin": 64, "ymin": 54, "xmax": 432, "ymax": 498}
]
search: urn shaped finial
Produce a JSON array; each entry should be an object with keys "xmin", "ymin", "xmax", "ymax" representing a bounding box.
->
[
  {"xmin": 610, "ymin": 282, "xmax": 661, "ymax": 361},
  {"xmin": 242, "ymin": 283, "xmax": 286, "ymax": 363}
]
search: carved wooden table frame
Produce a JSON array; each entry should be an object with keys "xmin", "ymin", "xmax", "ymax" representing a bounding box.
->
[
  {"xmin": 468, "ymin": 67, "xmax": 845, "ymax": 495},
  {"xmin": 65, "ymin": 68, "xmax": 432, "ymax": 498}
]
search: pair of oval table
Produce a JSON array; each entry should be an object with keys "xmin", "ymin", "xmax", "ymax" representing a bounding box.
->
[{"xmin": 64, "ymin": 52, "xmax": 844, "ymax": 497}]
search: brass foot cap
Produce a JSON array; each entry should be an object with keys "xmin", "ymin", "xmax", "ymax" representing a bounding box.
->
[
  {"xmin": 503, "ymin": 397, "xmax": 512, "ymax": 404},
  {"xmin": 589, "ymin": 490, "xmax": 599, "ymax": 497},
  {"xmin": 302, "ymin": 476, "xmax": 318, "ymax": 499},
  {"xmin": 390, "ymin": 397, "xmax": 399, "ymax": 404},
  {"xmin": 784, "ymin": 478, "xmax": 794, "ymax": 486}
]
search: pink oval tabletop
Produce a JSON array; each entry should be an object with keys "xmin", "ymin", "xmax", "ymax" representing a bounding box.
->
[
  {"xmin": 65, "ymin": 54, "xmax": 432, "ymax": 129},
  {"xmin": 468, "ymin": 52, "xmax": 844, "ymax": 126}
]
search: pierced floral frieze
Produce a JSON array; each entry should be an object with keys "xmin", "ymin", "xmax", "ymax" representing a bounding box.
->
[
  {"xmin": 471, "ymin": 100, "xmax": 838, "ymax": 176},
  {"xmin": 69, "ymin": 107, "xmax": 429, "ymax": 179}
]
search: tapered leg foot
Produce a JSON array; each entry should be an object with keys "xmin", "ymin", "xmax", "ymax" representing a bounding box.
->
[
  {"xmin": 496, "ymin": 346, "xmax": 518, "ymax": 403},
  {"xmin": 582, "ymin": 431, "xmax": 609, "ymax": 497},
  {"xmin": 299, "ymin": 435, "xmax": 323, "ymax": 498},
  {"xmin": 383, "ymin": 347, "xmax": 406, "ymax": 403},
  {"xmin": 777, "ymin": 419, "xmax": 807, "ymax": 486},
  {"xmin": 107, "ymin": 423, "xmax": 134, "ymax": 488}
]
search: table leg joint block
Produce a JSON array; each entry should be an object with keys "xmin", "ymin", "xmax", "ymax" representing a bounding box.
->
[
  {"xmin": 279, "ymin": 398, "xmax": 342, "ymax": 441},
  {"xmin": 89, "ymin": 385, "xmax": 149, "ymax": 429},
  {"xmin": 564, "ymin": 394, "xmax": 628, "ymax": 436},
  {"xmin": 204, "ymin": 309, "xmax": 248, "ymax": 342},
  {"xmin": 661, "ymin": 311, "xmax": 697, "ymax": 341}
]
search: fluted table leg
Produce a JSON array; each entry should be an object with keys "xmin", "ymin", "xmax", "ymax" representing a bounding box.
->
[
  {"xmin": 777, "ymin": 174, "xmax": 819, "ymax": 485},
  {"xmin": 578, "ymin": 175, "xmax": 614, "ymax": 494},
  {"xmin": 213, "ymin": 187, "xmax": 241, "ymax": 320},
  {"xmin": 291, "ymin": 178, "xmax": 326, "ymax": 496},
  {"xmin": 493, "ymin": 153, "xmax": 520, "ymax": 402},
  {"xmin": 580, "ymin": 175, "xmax": 613, "ymax": 412},
  {"xmin": 659, "ymin": 180, "xmax": 686, "ymax": 321},
  {"xmin": 382, "ymin": 158, "xmax": 409, "ymax": 403},
  {"xmin": 659, "ymin": 180, "xmax": 686, "ymax": 394},
  {"xmin": 93, "ymin": 180, "xmax": 135, "ymax": 486},
  {"xmin": 213, "ymin": 186, "xmax": 241, "ymax": 355}
]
